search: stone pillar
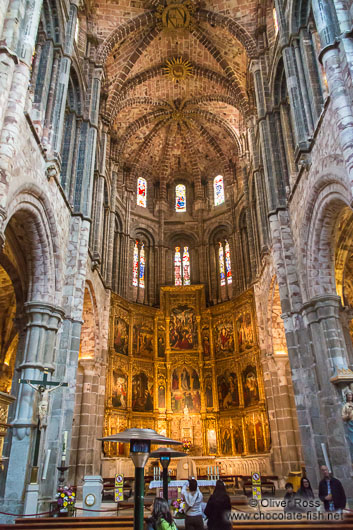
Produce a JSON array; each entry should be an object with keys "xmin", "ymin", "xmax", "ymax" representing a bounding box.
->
[
  {"xmin": 3, "ymin": 302, "xmax": 64, "ymax": 513},
  {"xmin": 0, "ymin": 0, "xmax": 43, "ymax": 136},
  {"xmin": 73, "ymin": 359, "xmax": 102, "ymax": 493},
  {"xmin": 51, "ymin": 4, "xmax": 77, "ymax": 155}
]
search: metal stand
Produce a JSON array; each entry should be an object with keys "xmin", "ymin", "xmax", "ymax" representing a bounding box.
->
[
  {"xmin": 134, "ymin": 465, "xmax": 145, "ymax": 530},
  {"xmin": 57, "ymin": 464, "xmax": 69, "ymax": 486}
]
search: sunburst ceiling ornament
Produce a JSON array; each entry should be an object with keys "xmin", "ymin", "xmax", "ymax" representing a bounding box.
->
[{"xmin": 163, "ymin": 57, "xmax": 193, "ymax": 82}]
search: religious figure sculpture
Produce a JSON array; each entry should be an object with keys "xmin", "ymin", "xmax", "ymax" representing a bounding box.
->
[
  {"xmin": 342, "ymin": 389, "xmax": 353, "ymax": 458},
  {"xmin": 25, "ymin": 380, "xmax": 65, "ymax": 429}
]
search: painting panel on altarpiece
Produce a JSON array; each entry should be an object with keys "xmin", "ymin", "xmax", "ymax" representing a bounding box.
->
[
  {"xmin": 171, "ymin": 365, "xmax": 201, "ymax": 412},
  {"xmin": 157, "ymin": 368, "xmax": 167, "ymax": 410},
  {"xmin": 217, "ymin": 369, "xmax": 239, "ymax": 410},
  {"xmin": 236, "ymin": 310, "xmax": 254, "ymax": 352},
  {"xmin": 233, "ymin": 422, "xmax": 244, "ymax": 454},
  {"xmin": 207, "ymin": 428, "xmax": 217, "ymax": 455},
  {"xmin": 220, "ymin": 428, "xmax": 232, "ymax": 455},
  {"xmin": 169, "ymin": 305, "xmax": 198, "ymax": 350},
  {"xmin": 157, "ymin": 325, "xmax": 166, "ymax": 359},
  {"xmin": 242, "ymin": 365, "xmax": 260, "ymax": 407},
  {"xmin": 114, "ymin": 317, "xmax": 129, "ymax": 356},
  {"xmin": 132, "ymin": 372, "xmax": 153, "ymax": 412},
  {"xmin": 214, "ymin": 319, "xmax": 234, "ymax": 357},
  {"xmin": 111, "ymin": 369, "xmax": 127, "ymax": 409},
  {"xmin": 201, "ymin": 326, "xmax": 210, "ymax": 359},
  {"xmin": 245, "ymin": 414, "xmax": 265, "ymax": 454},
  {"xmin": 133, "ymin": 318, "xmax": 154, "ymax": 359}
]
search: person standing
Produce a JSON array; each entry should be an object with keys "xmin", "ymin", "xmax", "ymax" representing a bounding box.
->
[
  {"xmin": 181, "ymin": 479, "xmax": 204, "ymax": 530},
  {"xmin": 283, "ymin": 482, "xmax": 296, "ymax": 514},
  {"xmin": 318, "ymin": 465, "xmax": 346, "ymax": 512},
  {"xmin": 295, "ymin": 477, "xmax": 314, "ymax": 513},
  {"xmin": 204, "ymin": 480, "xmax": 231, "ymax": 530}
]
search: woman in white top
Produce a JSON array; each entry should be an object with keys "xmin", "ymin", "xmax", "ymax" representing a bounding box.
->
[{"xmin": 181, "ymin": 479, "xmax": 204, "ymax": 530}]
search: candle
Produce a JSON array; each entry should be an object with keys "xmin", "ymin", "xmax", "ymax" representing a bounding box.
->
[{"xmin": 62, "ymin": 431, "xmax": 68, "ymax": 463}]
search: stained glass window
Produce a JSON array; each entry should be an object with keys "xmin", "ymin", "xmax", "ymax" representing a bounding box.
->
[
  {"xmin": 176, "ymin": 184, "xmax": 186, "ymax": 212},
  {"xmin": 219, "ymin": 242, "xmax": 226, "ymax": 286},
  {"xmin": 139, "ymin": 243, "xmax": 145, "ymax": 288},
  {"xmin": 137, "ymin": 177, "xmax": 147, "ymax": 207},
  {"xmin": 214, "ymin": 175, "xmax": 225, "ymax": 206},
  {"xmin": 183, "ymin": 247, "xmax": 190, "ymax": 285},
  {"xmin": 133, "ymin": 240, "xmax": 139, "ymax": 286},
  {"xmin": 225, "ymin": 240, "xmax": 232, "ymax": 284},
  {"xmin": 175, "ymin": 247, "xmax": 182, "ymax": 285}
]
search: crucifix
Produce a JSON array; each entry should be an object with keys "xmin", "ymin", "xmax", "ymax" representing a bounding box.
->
[{"xmin": 19, "ymin": 370, "xmax": 68, "ymax": 479}]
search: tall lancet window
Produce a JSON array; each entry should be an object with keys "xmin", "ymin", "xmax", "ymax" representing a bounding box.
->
[
  {"xmin": 182, "ymin": 247, "xmax": 190, "ymax": 285},
  {"xmin": 175, "ymin": 247, "xmax": 182, "ymax": 285},
  {"xmin": 137, "ymin": 177, "xmax": 147, "ymax": 207},
  {"xmin": 214, "ymin": 175, "xmax": 225, "ymax": 206},
  {"xmin": 133, "ymin": 240, "xmax": 146, "ymax": 288},
  {"xmin": 219, "ymin": 243, "xmax": 226, "ymax": 286},
  {"xmin": 133, "ymin": 240, "xmax": 139, "ymax": 286},
  {"xmin": 225, "ymin": 240, "xmax": 232, "ymax": 284},
  {"xmin": 219, "ymin": 240, "xmax": 232, "ymax": 286},
  {"xmin": 139, "ymin": 243, "xmax": 145, "ymax": 288},
  {"xmin": 176, "ymin": 184, "xmax": 186, "ymax": 212}
]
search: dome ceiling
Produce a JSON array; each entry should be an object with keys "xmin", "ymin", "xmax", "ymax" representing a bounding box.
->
[{"xmin": 96, "ymin": 0, "xmax": 259, "ymax": 185}]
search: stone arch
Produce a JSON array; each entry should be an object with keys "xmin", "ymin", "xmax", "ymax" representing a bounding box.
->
[
  {"xmin": 196, "ymin": 10, "xmax": 257, "ymax": 58},
  {"xmin": 96, "ymin": 12, "xmax": 156, "ymax": 65},
  {"xmin": 305, "ymin": 178, "xmax": 351, "ymax": 301},
  {"xmin": 5, "ymin": 186, "xmax": 62, "ymax": 305}
]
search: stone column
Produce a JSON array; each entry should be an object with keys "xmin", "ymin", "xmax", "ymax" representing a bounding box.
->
[
  {"xmin": 51, "ymin": 4, "xmax": 77, "ymax": 155},
  {"xmin": 72, "ymin": 359, "xmax": 103, "ymax": 495},
  {"xmin": 3, "ymin": 302, "xmax": 64, "ymax": 513},
  {"xmin": 0, "ymin": 0, "xmax": 44, "ymax": 216}
]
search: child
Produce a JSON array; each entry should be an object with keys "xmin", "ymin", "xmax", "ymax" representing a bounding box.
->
[
  {"xmin": 146, "ymin": 497, "xmax": 177, "ymax": 530},
  {"xmin": 284, "ymin": 482, "xmax": 296, "ymax": 513}
]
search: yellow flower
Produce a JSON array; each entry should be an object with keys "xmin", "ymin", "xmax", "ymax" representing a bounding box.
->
[
  {"xmin": 72, "ymin": 492, "xmax": 75, "ymax": 496},
  {"xmin": 61, "ymin": 493, "xmax": 65, "ymax": 497},
  {"xmin": 63, "ymin": 502, "xmax": 67, "ymax": 507}
]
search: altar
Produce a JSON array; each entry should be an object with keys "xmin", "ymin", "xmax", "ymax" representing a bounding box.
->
[{"xmin": 149, "ymin": 479, "xmax": 218, "ymax": 499}]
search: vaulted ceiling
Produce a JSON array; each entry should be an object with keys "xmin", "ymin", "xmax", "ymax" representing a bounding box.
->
[{"xmin": 93, "ymin": 0, "xmax": 267, "ymax": 186}]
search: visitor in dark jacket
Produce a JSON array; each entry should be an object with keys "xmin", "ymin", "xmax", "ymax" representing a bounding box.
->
[
  {"xmin": 204, "ymin": 480, "xmax": 231, "ymax": 530},
  {"xmin": 283, "ymin": 482, "xmax": 296, "ymax": 513},
  {"xmin": 319, "ymin": 465, "xmax": 346, "ymax": 512}
]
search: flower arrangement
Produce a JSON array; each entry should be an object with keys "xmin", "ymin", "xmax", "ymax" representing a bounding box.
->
[
  {"xmin": 56, "ymin": 486, "xmax": 76, "ymax": 512},
  {"xmin": 182, "ymin": 438, "xmax": 192, "ymax": 452},
  {"xmin": 172, "ymin": 498, "xmax": 186, "ymax": 519}
]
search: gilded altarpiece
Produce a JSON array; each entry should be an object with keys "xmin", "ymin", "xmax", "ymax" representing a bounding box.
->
[{"xmin": 104, "ymin": 288, "xmax": 270, "ymax": 457}]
